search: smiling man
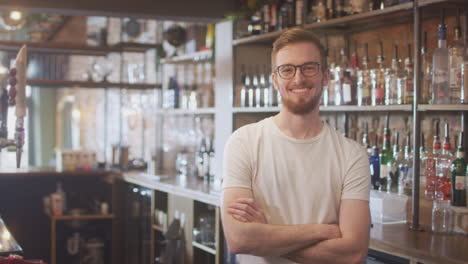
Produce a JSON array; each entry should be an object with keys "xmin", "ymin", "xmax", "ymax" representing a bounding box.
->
[{"xmin": 221, "ymin": 28, "xmax": 371, "ymax": 264}]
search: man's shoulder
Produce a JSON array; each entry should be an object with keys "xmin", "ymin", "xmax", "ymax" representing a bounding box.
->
[
  {"xmin": 325, "ymin": 124, "xmax": 367, "ymax": 156},
  {"xmin": 230, "ymin": 117, "xmax": 271, "ymax": 140}
]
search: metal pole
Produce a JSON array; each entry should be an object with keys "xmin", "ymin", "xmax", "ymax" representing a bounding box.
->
[{"xmin": 411, "ymin": 0, "xmax": 422, "ymax": 231}]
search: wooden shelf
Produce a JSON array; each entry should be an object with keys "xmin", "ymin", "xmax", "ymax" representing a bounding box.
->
[
  {"xmin": 233, "ymin": 107, "xmax": 281, "ymax": 113},
  {"xmin": 50, "ymin": 214, "xmax": 115, "ymax": 221},
  {"xmin": 232, "ymin": 0, "xmax": 466, "ymax": 46},
  {"xmin": 152, "ymin": 224, "xmax": 164, "ymax": 232},
  {"xmin": 418, "ymin": 104, "xmax": 468, "ymax": 112},
  {"xmin": 161, "ymin": 50, "xmax": 213, "ymax": 64},
  {"xmin": 27, "ymin": 79, "xmax": 162, "ymax": 90},
  {"xmin": 192, "ymin": 241, "xmax": 216, "ymax": 255},
  {"xmin": 0, "ymin": 41, "xmax": 155, "ymax": 56},
  {"xmin": 156, "ymin": 108, "xmax": 216, "ymax": 115}
]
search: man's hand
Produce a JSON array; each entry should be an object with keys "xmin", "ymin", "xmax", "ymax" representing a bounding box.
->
[{"xmin": 227, "ymin": 198, "xmax": 267, "ymax": 223}]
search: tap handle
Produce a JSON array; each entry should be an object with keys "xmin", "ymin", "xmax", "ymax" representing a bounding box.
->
[{"xmin": 0, "ymin": 89, "xmax": 8, "ymax": 138}]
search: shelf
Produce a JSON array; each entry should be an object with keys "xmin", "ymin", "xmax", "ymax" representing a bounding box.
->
[
  {"xmin": 232, "ymin": 0, "xmax": 466, "ymax": 46},
  {"xmin": 321, "ymin": 105, "xmax": 412, "ymax": 112},
  {"xmin": 233, "ymin": 107, "xmax": 281, "ymax": 113},
  {"xmin": 0, "ymin": 41, "xmax": 155, "ymax": 56},
  {"xmin": 160, "ymin": 50, "xmax": 213, "ymax": 64},
  {"xmin": 418, "ymin": 104, "xmax": 468, "ymax": 112},
  {"xmin": 156, "ymin": 108, "xmax": 216, "ymax": 115},
  {"xmin": 27, "ymin": 79, "xmax": 162, "ymax": 90},
  {"xmin": 152, "ymin": 224, "xmax": 164, "ymax": 232},
  {"xmin": 192, "ymin": 241, "xmax": 216, "ymax": 255},
  {"xmin": 50, "ymin": 214, "xmax": 115, "ymax": 221},
  {"xmin": 233, "ymin": 105, "xmax": 413, "ymax": 113}
]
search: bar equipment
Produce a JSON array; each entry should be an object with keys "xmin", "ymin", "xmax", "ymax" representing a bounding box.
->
[{"xmin": 0, "ymin": 45, "xmax": 27, "ymax": 168}]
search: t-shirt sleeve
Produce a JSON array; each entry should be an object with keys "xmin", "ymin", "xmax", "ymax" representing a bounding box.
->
[
  {"xmin": 222, "ymin": 129, "xmax": 253, "ymax": 190},
  {"xmin": 341, "ymin": 144, "xmax": 371, "ymax": 201}
]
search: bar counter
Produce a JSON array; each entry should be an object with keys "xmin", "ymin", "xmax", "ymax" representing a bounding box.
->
[{"xmin": 2, "ymin": 169, "xmax": 467, "ymax": 263}]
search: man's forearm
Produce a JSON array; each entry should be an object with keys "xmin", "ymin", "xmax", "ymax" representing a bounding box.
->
[
  {"xmin": 227, "ymin": 221, "xmax": 339, "ymax": 257},
  {"xmin": 284, "ymin": 236, "xmax": 369, "ymax": 264}
]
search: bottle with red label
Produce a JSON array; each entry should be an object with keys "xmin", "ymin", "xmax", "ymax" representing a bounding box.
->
[
  {"xmin": 425, "ymin": 121, "xmax": 441, "ymax": 200},
  {"xmin": 451, "ymin": 131, "xmax": 466, "ymax": 206}
]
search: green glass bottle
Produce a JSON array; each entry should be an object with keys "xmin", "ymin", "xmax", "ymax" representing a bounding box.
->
[
  {"xmin": 379, "ymin": 115, "xmax": 393, "ymax": 192},
  {"xmin": 451, "ymin": 132, "xmax": 467, "ymax": 206}
]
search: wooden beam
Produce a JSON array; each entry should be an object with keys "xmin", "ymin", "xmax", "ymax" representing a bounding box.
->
[{"xmin": 0, "ymin": 0, "xmax": 235, "ymax": 23}]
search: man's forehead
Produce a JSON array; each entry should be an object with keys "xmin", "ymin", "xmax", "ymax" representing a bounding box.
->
[{"xmin": 275, "ymin": 42, "xmax": 321, "ymax": 64}]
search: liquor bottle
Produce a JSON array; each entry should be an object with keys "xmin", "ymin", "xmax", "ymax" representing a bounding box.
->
[
  {"xmin": 357, "ymin": 43, "xmax": 372, "ymax": 106},
  {"xmin": 350, "ymin": 0, "xmax": 369, "ymax": 14},
  {"xmin": 432, "ymin": 9, "xmax": 450, "ymax": 104},
  {"xmin": 399, "ymin": 133, "xmax": 413, "ymax": 195},
  {"xmin": 451, "ymin": 131, "xmax": 466, "ymax": 206},
  {"xmin": 372, "ymin": 0, "xmax": 384, "ymax": 10},
  {"xmin": 334, "ymin": 0, "xmax": 346, "ymax": 18},
  {"xmin": 341, "ymin": 71, "xmax": 355, "ymax": 105},
  {"xmin": 208, "ymin": 138, "xmax": 216, "ymax": 180},
  {"xmin": 322, "ymin": 47, "xmax": 330, "ymax": 106},
  {"xmin": 388, "ymin": 131, "xmax": 402, "ymax": 193},
  {"xmin": 268, "ymin": 72, "xmax": 276, "ymax": 106},
  {"xmin": 248, "ymin": 70, "xmax": 254, "ymax": 107},
  {"xmin": 436, "ymin": 123, "xmax": 454, "ymax": 200},
  {"xmin": 462, "ymin": 31, "xmax": 468, "ymax": 104},
  {"xmin": 203, "ymin": 137, "xmax": 211, "ymax": 180},
  {"xmin": 370, "ymin": 134, "xmax": 381, "ymax": 190},
  {"xmin": 189, "ymin": 79, "xmax": 198, "ymax": 110},
  {"xmin": 279, "ymin": 2, "xmax": 288, "ymax": 30},
  {"xmin": 425, "ymin": 121, "xmax": 441, "ymax": 200},
  {"xmin": 402, "ymin": 44, "xmax": 414, "ymax": 104},
  {"xmin": 239, "ymin": 64, "xmax": 247, "ymax": 107},
  {"xmin": 421, "ymin": 32, "xmax": 432, "ymax": 104},
  {"xmin": 325, "ymin": 0, "xmax": 334, "ymax": 19},
  {"xmin": 371, "ymin": 42, "xmax": 386, "ymax": 105},
  {"xmin": 262, "ymin": 4, "xmax": 271, "ymax": 33},
  {"xmin": 310, "ymin": 0, "xmax": 327, "ymax": 22},
  {"xmin": 295, "ymin": 0, "xmax": 305, "ymax": 26},
  {"xmin": 385, "ymin": 44, "xmax": 399, "ymax": 105},
  {"xmin": 286, "ymin": 0, "xmax": 295, "ymax": 27},
  {"xmin": 269, "ymin": 2, "xmax": 279, "ymax": 32},
  {"xmin": 172, "ymin": 76, "xmax": 180, "ymax": 109},
  {"xmin": 379, "ymin": 115, "xmax": 393, "ymax": 192},
  {"xmin": 383, "ymin": 0, "xmax": 398, "ymax": 7},
  {"xmin": 196, "ymin": 138, "xmax": 207, "ymax": 179},
  {"xmin": 362, "ymin": 122, "xmax": 371, "ymax": 155},
  {"xmin": 420, "ymin": 132, "xmax": 428, "ymax": 182},
  {"xmin": 254, "ymin": 65, "xmax": 262, "ymax": 107},
  {"xmin": 261, "ymin": 65, "xmax": 269, "ymax": 107},
  {"xmin": 327, "ymin": 50, "xmax": 337, "ymax": 105},
  {"xmin": 449, "ymin": 9, "xmax": 464, "ymax": 104},
  {"xmin": 333, "ymin": 49, "xmax": 344, "ymax": 105},
  {"xmin": 248, "ymin": 10, "xmax": 263, "ymax": 35}
]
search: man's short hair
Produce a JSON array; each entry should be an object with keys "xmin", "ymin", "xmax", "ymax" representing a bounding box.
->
[{"xmin": 271, "ymin": 27, "xmax": 327, "ymax": 72}]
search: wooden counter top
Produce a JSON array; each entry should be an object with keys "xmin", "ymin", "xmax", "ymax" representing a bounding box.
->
[
  {"xmin": 121, "ymin": 171, "xmax": 221, "ymax": 206},
  {"xmin": 370, "ymin": 223, "xmax": 468, "ymax": 264}
]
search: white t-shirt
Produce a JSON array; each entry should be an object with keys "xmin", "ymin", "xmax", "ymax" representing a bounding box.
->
[{"xmin": 222, "ymin": 117, "xmax": 370, "ymax": 264}]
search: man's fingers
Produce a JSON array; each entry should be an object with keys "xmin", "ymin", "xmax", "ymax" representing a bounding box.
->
[
  {"xmin": 231, "ymin": 212, "xmax": 249, "ymax": 222},
  {"xmin": 228, "ymin": 203, "xmax": 257, "ymax": 219},
  {"xmin": 234, "ymin": 198, "xmax": 260, "ymax": 210}
]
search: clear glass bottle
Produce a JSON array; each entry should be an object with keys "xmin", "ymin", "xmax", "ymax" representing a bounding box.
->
[
  {"xmin": 371, "ymin": 42, "xmax": 386, "ymax": 105},
  {"xmin": 241, "ymin": 69, "xmax": 250, "ymax": 108},
  {"xmin": 254, "ymin": 66, "xmax": 261, "ymax": 107},
  {"xmin": 420, "ymin": 132, "xmax": 429, "ymax": 184},
  {"xmin": 357, "ymin": 43, "xmax": 372, "ymax": 106},
  {"xmin": 402, "ymin": 44, "xmax": 414, "ymax": 104},
  {"xmin": 399, "ymin": 133, "xmax": 413, "ymax": 195},
  {"xmin": 432, "ymin": 10, "xmax": 450, "ymax": 104},
  {"xmin": 435, "ymin": 123, "xmax": 454, "ymax": 200},
  {"xmin": 426, "ymin": 121, "xmax": 441, "ymax": 201},
  {"xmin": 449, "ymin": 9, "xmax": 463, "ymax": 104},
  {"xmin": 389, "ymin": 132, "xmax": 402, "ymax": 193},
  {"xmin": 421, "ymin": 32, "xmax": 433, "ymax": 104},
  {"xmin": 328, "ymin": 50, "xmax": 337, "ymax": 106},
  {"xmin": 261, "ymin": 65, "xmax": 269, "ymax": 107},
  {"xmin": 385, "ymin": 44, "xmax": 400, "ymax": 105},
  {"xmin": 431, "ymin": 200, "xmax": 453, "ymax": 234}
]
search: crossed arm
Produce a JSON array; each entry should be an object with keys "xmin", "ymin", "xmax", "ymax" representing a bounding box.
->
[{"xmin": 221, "ymin": 187, "xmax": 370, "ymax": 264}]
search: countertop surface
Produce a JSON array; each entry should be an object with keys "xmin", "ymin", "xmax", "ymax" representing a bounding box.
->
[
  {"xmin": 0, "ymin": 167, "xmax": 115, "ymax": 177},
  {"xmin": 121, "ymin": 171, "xmax": 221, "ymax": 206},
  {"xmin": 370, "ymin": 223, "xmax": 468, "ymax": 264}
]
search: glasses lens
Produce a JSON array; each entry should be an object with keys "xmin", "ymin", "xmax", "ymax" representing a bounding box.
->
[
  {"xmin": 278, "ymin": 65, "xmax": 295, "ymax": 79},
  {"xmin": 302, "ymin": 63, "xmax": 319, "ymax": 77}
]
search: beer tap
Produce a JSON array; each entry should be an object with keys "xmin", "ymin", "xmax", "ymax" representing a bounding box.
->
[{"xmin": 0, "ymin": 45, "xmax": 27, "ymax": 168}]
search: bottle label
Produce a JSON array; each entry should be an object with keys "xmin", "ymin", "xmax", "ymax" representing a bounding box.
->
[
  {"xmin": 380, "ymin": 164, "xmax": 388, "ymax": 179},
  {"xmin": 343, "ymin": 83, "xmax": 352, "ymax": 102},
  {"xmin": 455, "ymin": 176, "xmax": 466, "ymax": 190},
  {"xmin": 449, "ymin": 68, "xmax": 462, "ymax": 87}
]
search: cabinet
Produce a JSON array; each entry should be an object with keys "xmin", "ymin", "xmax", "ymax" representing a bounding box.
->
[{"xmin": 213, "ymin": 0, "xmax": 468, "ymax": 249}]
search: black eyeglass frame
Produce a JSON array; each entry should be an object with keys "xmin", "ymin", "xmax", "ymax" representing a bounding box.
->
[{"xmin": 274, "ymin": 62, "xmax": 322, "ymax": 80}]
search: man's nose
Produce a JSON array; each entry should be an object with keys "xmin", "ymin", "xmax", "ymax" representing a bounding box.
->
[{"xmin": 292, "ymin": 68, "xmax": 306, "ymax": 83}]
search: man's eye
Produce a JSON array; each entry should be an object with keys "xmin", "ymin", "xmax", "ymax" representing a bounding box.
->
[
  {"xmin": 304, "ymin": 65, "xmax": 317, "ymax": 71},
  {"xmin": 280, "ymin": 67, "xmax": 293, "ymax": 73}
]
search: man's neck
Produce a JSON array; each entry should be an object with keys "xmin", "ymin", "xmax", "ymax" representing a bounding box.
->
[{"xmin": 273, "ymin": 106, "xmax": 323, "ymax": 140}]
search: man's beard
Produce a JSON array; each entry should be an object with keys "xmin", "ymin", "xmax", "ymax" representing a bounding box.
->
[{"xmin": 281, "ymin": 86, "xmax": 323, "ymax": 115}]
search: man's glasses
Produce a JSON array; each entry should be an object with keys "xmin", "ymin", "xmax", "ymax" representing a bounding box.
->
[{"xmin": 275, "ymin": 62, "xmax": 321, "ymax": 80}]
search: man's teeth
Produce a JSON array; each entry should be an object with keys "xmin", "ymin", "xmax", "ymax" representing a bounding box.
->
[{"xmin": 291, "ymin": 88, "xmax": 308, "ymax": 93}]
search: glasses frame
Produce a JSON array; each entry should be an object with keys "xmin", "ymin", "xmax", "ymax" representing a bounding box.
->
[{"xmin": 275, "ymin": 62, "xmax": 322, "ymax": 80}]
